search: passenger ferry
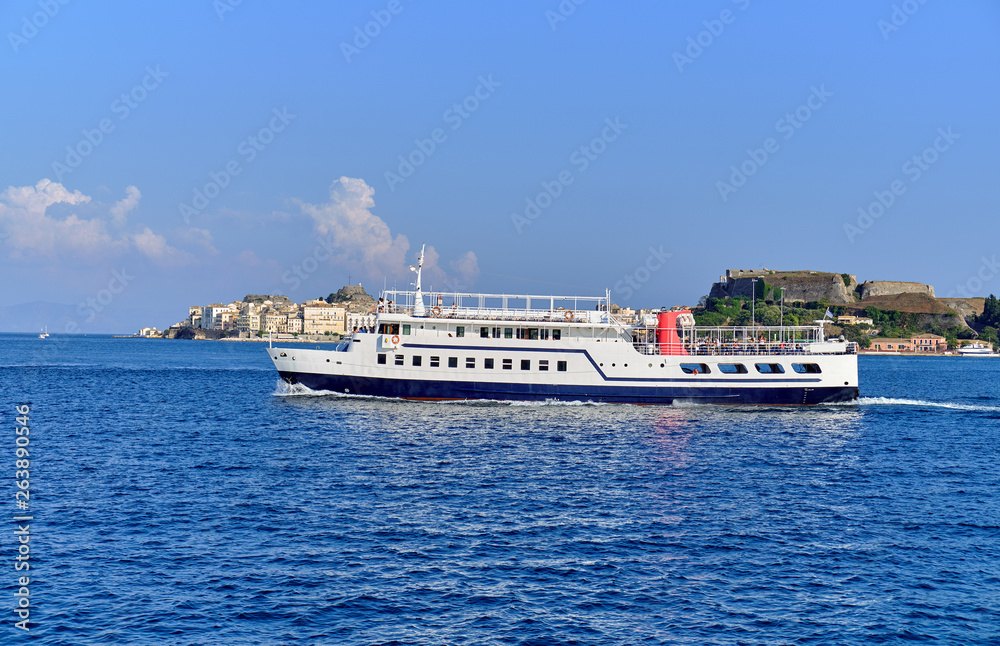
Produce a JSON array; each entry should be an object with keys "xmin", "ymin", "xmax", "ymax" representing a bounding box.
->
[{"xmin": 268, "ymin": 247, "xmax": 859, "ymax": 405}]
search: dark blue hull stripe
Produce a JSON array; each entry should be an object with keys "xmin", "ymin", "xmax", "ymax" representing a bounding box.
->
[
  {"xmin": 279, "ymin": 371, "xmax": 858, "ymax": 405},
  {"xmin": 396, "ymin": 343, "xmax": 830, "ymax": 383}
]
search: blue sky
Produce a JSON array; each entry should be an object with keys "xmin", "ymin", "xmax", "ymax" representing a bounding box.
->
[{"xmin": 2, "ymin": 1, "xmax": 999, "ymax": 333}]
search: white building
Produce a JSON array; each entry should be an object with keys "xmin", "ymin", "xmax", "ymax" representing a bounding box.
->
[
  {"xmin": 346, "ymin": 311, "xmax": 377, "ymax": 332},
  {"xmin": 303, "ymin": 301, "xmax": 346, "ymax": 335}
]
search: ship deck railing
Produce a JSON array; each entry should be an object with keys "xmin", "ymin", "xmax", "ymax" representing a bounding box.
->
[
  {"xmin": 634, "ymin": 341, "xmax": 858, "ymax": 357},
  {"xmin": 632, "ymin": 324, "xmax": 857, "ymax": 357},
  {"xmin": 379, "ymin": 306, "xmax": 614, "ymax": 324},
  {"xmin": 379, "ymin": 289, "xmax": 618, "ymax": 323}
]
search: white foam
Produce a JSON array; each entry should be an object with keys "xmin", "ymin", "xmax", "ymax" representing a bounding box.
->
[
  {"xmin": 856, "ymin": 396, "xmax": 1000, "ymax": 412},
  {"xmin": 272, "ymin": 380, "xmax": 342, "ymax": 397}
]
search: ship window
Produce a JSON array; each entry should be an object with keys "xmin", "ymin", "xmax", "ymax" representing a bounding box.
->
[
  {"xmin": 430, "ymin": 356, "xmax": 440, "ymax": 367},
  {"xmin": 412, "ymin": 355, "xmax": 422, "ymax": 366},
  {"xmin": 552, "ymin": 329, "xmax": 561, "ymax": 341},
  {"xmin": 466, "ymin": 357, "xmax": 475, "ymax": 368},
  {"xmin": 502, "ymin": 358, "xmax": 512, "ymax": 370},
  {"xmin": 541, "ymin": 329, "xmax": 549, "ymax": 340},
  {"xmin": 518, "ymin": 328, "xmax": 539, "ymax": 340},
  {"xmin": 755, "ymin": 363, "xmax": 785, "ymax": 374},
  {"xmin": 448, "ymin": 357, "xmax": 458, "ymax": 368},
  {"xmin": 378, "ymin": 323, "xmax": 400, "ymax": 335},
  {"xmin": 792, "ymin": 363, "xmax": 822, "ymax": 374},
  {"xmin": 718, "ymin": 363, "xmax": 748, "ymax": 374},
  {"xmin": 680, "ymin": 363, "xmax": 710, "ymax": 374},
  {"xmin": 485, "ymin": 358, "xmax": 494, "ymax": 369},
  {"xmin": 456, "ymin": 327, "xmax": 465, "ymax": 338},
  {"xmin": 492, "ymin": 327, "xmax": 501, "ymax": 338},
  {"xmin": 521, "ymin": 359, "xmax": 530, "ymax": 370},
  {"xmin": 504, "ymin": 328, "xmax": 513, "ymax": 339},
  {"xmin": 557, "ymin": 360, "xmax": 567, "ymax": 372},
  {"xmin": 377, "ymin": 354, "xmax": 387, "ymax": 365},
  {"xmin": 539, "ymin": 360, "xmax": 549, "ymax": 371},
  {"xmin": 395, "ymin": 355, "xmax": 404, "ymax": 366},
  {"xmin": 402, "ymin": 324, "xmax": 411, "ymax": 335},
  {"xmin": 480, "ymin": 327, "xmax": 489, "ymax": 338}
]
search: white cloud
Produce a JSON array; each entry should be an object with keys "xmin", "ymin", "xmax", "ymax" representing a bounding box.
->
[
  {"xmin": 0, "ymin": 179, "xmax": 126, "ymax": 258},
  {"xmin": 294, "ymin": 176, "xmax": 478, "ymax": 289},
  {"xmin": 110, "ymin": 185, "xmax": 141, "ymax": 226},
  {"xmin": 0, "ymin": 179, "xmax": 201, "ymax": 266},
  {"xmin": 178, "ymin": 227, "xmax": 218, "ymax": 255},
  {"xmin": 237, "ymin": 249, "xmax": 263, "ymax": 267},
  {"xmin": 132, "ymin": 227, "xmax": 196, "ymax": 267},
  {"xmin": 296, "ymin": 176, "xmax": 410, "ymax": 279}
]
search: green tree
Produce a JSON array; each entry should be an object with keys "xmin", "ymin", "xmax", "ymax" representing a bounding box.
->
[
  {"xmin": 977, "ymin": 295, "xmax": 1000, "ymax": 328},
  {"xmin": 841, "ymin": 324, "xmax": 869, "ymax": 345},
  {"xmin": 981, "ymin": 326, "xmax": 999, "ymax": 347},
  {"xmin": 761, "ymin": 305, "xmax": 781, "ymax": 326}
]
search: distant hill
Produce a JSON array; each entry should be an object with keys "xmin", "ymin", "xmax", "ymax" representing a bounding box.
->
[{"xmin": 704, "ymin": 269, "xmax": 978, "ymax": 333}]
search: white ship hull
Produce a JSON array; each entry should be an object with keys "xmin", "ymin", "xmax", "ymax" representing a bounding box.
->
[{"xmin": 268, "ymin": 248, "xmax": 858, "ymax": 405}]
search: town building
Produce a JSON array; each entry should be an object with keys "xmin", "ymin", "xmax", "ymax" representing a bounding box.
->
[
  {"xmin": 303, "ymin": 300, "xmax": 346, "ymax": 335},
  {"xmin": 871, "ymin": 333, "xmax": 947, "ymax": 353},
  {"xmin": 837, "ymin": 315, "xmax": 874, "ymax": 326},
  {"xmin": 262, "ymin": 310, "xmax": 287, "ymax": 334},
  {"xmin": 236, "ymin": 310, "xmax": 261, "ymax": 334},
  {"xmin": 285, "ymin": 312, "xmax": 304, "ymax": 334},
  {"xmin": 346, "ymin": 311, "xmax": 377, "ymax": 333}
]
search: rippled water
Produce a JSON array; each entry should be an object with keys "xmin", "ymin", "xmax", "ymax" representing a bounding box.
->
[{"xmin": 3, "ymin": 336, "xmax": 999, "ymax": 645}]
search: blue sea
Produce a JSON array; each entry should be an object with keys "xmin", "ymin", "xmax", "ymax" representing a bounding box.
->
[{"xmin": 2, "ymin": 335, "xmax": 998, "ymax": 645}]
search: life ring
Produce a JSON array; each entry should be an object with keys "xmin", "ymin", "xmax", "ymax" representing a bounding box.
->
[
  {"xmin": 432, "ymin": 306, "xmax": 442, "ymax": 317},
  {"xmin": 391, "ymin": 334, "xmax": 400, "ymax": 344},
  {"xmin": 564, "ymin": 310, "xmax": 574, "ymax": 321}
]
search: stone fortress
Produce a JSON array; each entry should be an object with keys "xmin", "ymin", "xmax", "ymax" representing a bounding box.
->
[{"xmin": 710, "ymin": 269, "xmax": 936, "ymax": 305}]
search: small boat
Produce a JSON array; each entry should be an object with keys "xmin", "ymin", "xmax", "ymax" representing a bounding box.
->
[
  {"xmin": 38, "ymin": 326, "xmax": 49, "ymax": 339},
  {"xmin": 958, "ymin": 341, "xmax": 997, "ymax": 356}
]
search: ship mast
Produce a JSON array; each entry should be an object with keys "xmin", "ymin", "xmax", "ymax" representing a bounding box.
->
[{"xmin": 410, "ymin": 244, "xmax": 426, "ymax": 317}]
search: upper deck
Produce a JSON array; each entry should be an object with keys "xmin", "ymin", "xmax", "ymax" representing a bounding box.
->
[
  {"xmin": 374, "ymin": 289, "xmax": 856, "ymax": 357},
  {"xmin": 379, "ymin": 289, "xmax": 615, "ymax": 324}
]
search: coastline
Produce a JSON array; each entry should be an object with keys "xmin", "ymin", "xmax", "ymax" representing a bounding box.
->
[{"xmin": 859, "ymin": 351, "xmax": 999, "ymax": 357}]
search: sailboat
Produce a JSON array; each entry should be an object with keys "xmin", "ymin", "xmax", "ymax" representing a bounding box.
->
[{"xmin": 38, "ymin": 326, "xmax": 49, "ymax": 339}]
